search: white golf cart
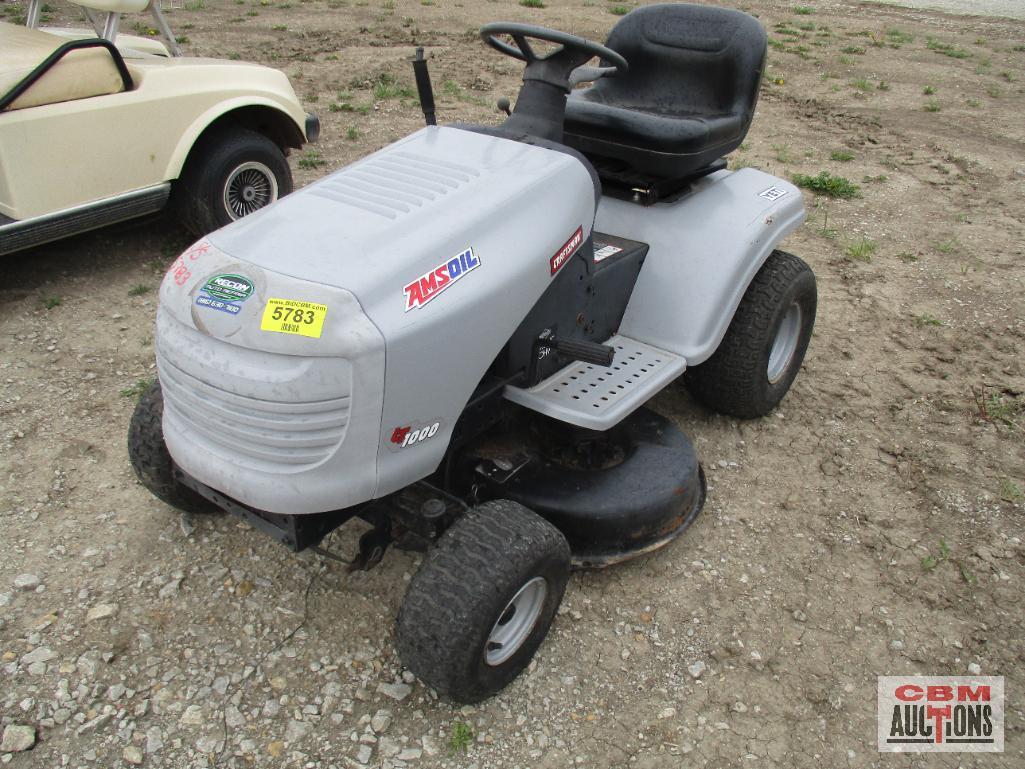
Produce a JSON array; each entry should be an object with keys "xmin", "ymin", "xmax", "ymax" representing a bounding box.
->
[{"xmin": 0, "ymin": 0, "xmax": 318, "ymax": 255}]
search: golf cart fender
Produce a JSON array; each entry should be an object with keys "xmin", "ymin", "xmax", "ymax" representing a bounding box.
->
[
  {"xmin": 163, "ymin": 96, "xmax": 308, "ymax": 181},
  {"xmin": 595, "ymin": 168, "xmax": 807, "ymax": 365}
]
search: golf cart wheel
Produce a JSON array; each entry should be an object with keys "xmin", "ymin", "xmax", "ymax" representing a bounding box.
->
[
  {"xmin": 684, "ymin": 250, "xmax": 816, "ymax": 419},
  {"xmin": 396, "ymin": 500, "xmax": 570, "ymax": 703},
  {"xmin": 176, "ymin": 127, "xmax": 292, "ymax": 236},
  {"xmin": 127, "ymin": 380, "xmax": 218, "ymax": 514}
]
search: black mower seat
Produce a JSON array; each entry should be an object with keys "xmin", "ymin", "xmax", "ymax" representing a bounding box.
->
[{"xmin": 563, "ymin": 3, "xmax": 767, "ymax": 178}]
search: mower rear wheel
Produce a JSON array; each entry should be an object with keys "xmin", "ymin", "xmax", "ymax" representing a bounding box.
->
[
  {"xmin": 396, "ymin": 500, "xmax": 570, "ymax": 703},
  {"xmin": 684, "ymin": 250, "xmax": 816, "ymax": 418},
  {"xmin": 127, "ymin": 380, "xmax": 218, "ymax": 515}
]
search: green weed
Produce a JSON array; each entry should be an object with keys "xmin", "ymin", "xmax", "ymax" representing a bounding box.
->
[
  {"xmin": 449, "ymin": 721, "xmax": 474, "ymax": 754},
  {"xmin": 120, "ymin": 378, "xmax": 153, "ymax": 399},
  {"xmin": 845, "ymin": 239, "xmax": 877, "ymax": 262},
  {"xmin": 298, "ymin": 150, "xmax": 326, "ymax": 169},
  {"xmin": 830, "ymin": 150, "xmax": 854, "ymax": 162},
  {"xmin": 791, "ymin": 171, "xmax": 860, "ymax": 199}
]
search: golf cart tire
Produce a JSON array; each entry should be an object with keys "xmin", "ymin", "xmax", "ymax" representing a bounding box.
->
[
  {"xmin": 127, "ymin": 380, "xmax": 219, "ymax": 515},
  {"xmin": 684, "ymin": 250, "xmax": 816, "ymax": 419},
  {"xmin": 396, "ymin": 500, "xmax": 570, "ymax": 703},
  {"xmin": 176, "ymin": 127, "xmax": 292, "ymax": 236}
]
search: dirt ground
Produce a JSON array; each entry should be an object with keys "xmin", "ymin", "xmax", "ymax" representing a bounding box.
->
[{"xmin": 2, "ymin": 0, "xmax": 1024, "ymax": 767}]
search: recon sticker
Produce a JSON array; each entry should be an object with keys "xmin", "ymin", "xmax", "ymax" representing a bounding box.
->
[
  {"xmin": 195, "ymin": 295, "xmax": 242, "ymax": 315},
  {"xmin": 202, "ymin": 274, "xmax": 255, "ymax": 302},
  {"xmin": 389, "ymin": 421, "xmax": 440, "ymax": 449},
  {"xmin": 550, "ymin": 226, "xmax": 583, "ymax": 276},
  {"xmin": 592, "ymin": 242, "xmax": 623, "ymax": 263},
  {"xmin": 759, "ymin": 185, "xmax": 789, "ymax": 202},
  {"xmin": 260, "ymin": 298, "xmax": 328, "ymax": 338},
  {"xmin": 403, "ymin": 247, "xmax": 480, "ymax": 311}
]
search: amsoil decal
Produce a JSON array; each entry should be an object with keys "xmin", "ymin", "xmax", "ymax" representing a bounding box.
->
[
  {"xmin": 389, "ymin": 421, "xmax": 440, "ymax": 450},
  {"xmin": 550, "ymin": 226, "xmax": 583, "ymax": 276},
  {"xmin": 878, "ymin": 676, "xmax": 1004, "ymax": 752},
  {"xmin": 403, "ymin": 248, "xmax": 480, "ymax": 311}
]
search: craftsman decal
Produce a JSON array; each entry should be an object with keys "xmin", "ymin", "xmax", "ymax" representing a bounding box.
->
[
  {"xmin": 202, "ymin": 274, "xmax": 254, "ymax": 302},
  {"xmin": 389, "ymin": 421, "xmax": 440, "ymax": 449},
  {"xmin": 260, "ymin": 298, "xmax": 328, "ymax": 338},
  {"xmin": 877, "ymin": 676, "xmax": 1004, "ymax": 753},
  {"xmin": 550, "ymin": 226, "xmax": 583, "ymax": 276},
  {"xmin": 403, "ymin": 248, "xmax": 480, "ymax": 311}
]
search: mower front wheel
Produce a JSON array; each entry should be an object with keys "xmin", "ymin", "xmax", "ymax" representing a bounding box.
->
[
  {"xmin": 396, "ymin": 500, "xmax": 570, "ymax": 703},
  {"xmin": 127, "ymin": 380, "xmax": 218, "ymax": 515}
]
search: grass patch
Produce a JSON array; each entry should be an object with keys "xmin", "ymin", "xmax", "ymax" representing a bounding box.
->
[
  {"xmin": 935, "ymin": 237, "xmax": 959, "ymax": 254},
  {"xmin": 923, "ymin": 85, "xmax": 936, "ymax": 95},
  {"xmin": 519, "ymin": 0, "xmax": 544, "ymax": 6},
  {"xmin": 830, "ymin": 150, "xmax": 855, "ymax": 162},
  {"xmin": 924, "ymin": 99, "xmax": 941, "ymax": 112},
  {"xmin": 1000, "ymin": 479, "xmax": 1024, "ymax": 503},
  {"xmin": 772, "ymin": 143, "xmax": 792, "ymax": 163},
  {"xmin": 128, "ymin": 284, "xmax": 151, "ymax": 296},
  {"xmin": 346, "ymin": 126, "xmax": 360, "ymax": 140},
  {"xmin": 373, "ymin": 73, "xmax": 415, "ymax": 100},
  {"xmin": 844, "ymin": 239, "xmax": 877, "ymax": 262},
  {"xmin": 840, "ymin": 45, "xmax": 865, "ymax": 55},
  {"xmin": 885, "ymin": 27, "xmax": 914, "ymax": 46},
  {"xmin": 792, "ymin": 5, "xmax": 814, "ymax": 14},
  {"xmin": 851, "ymin": 78, "xmax": 873, "ymax": 92},
  {"xmin": 792, "ymin": 171, "xmax": 860, "ymax": 199},
  {"xmin": 297, "ymin": 150, "xmax": 326, "ymax": 170},
  {"xmin": 43, "ymin": 296, "xmax": 62, "ymax": 309},
  {"xmin": 897, "ymin": 251, "xmax": 917, "ymax": 263},
  {"xmin": 913, "ymin": 313, "xmax": 943, "ymax": 327},
  {"xmin": 926, "ymin": 37, "xmax": 970, "ymax": 59},
  {"xmin": 973, "ymin": 388, "xmax": 1024, "ymax": 429},
  {"xmin": 120, "ymin": 378, "xmax": 153, "ymax": 399},
  {"xmin": 609, "ymin": 4, "xmax": 629, "ymax": 14}
]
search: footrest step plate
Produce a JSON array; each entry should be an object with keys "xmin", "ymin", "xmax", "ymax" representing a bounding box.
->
[{"xmin": 503, "ymin": 335, "xmax": 686, "ymax": 430}]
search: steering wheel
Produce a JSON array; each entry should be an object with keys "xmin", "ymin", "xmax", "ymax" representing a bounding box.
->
[{"xmin": 480, "ymin": 22, "xmax": 628, "ymax": 89}]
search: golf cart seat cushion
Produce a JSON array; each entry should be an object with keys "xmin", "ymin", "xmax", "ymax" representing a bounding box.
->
[
  {"xmin": 563, "ymin": 3, "xmax": 767, "ymax": 177},
  {"xmin": 0, "ymin": 22, "xmax": 127, "ymax": 111}
]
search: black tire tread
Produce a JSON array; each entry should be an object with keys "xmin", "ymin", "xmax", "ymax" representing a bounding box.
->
[
  {"xmin": 175, "ymin": 126, "xmax": 292, "ymax": 237},
  {"xmin": 684, "ymin": 250, "xmax": 816, "ymax": 419},
  {"xmin": 396, "ymin": 500, "xmax": 570, "ymax": 702},
  {"xmin": 127, "ymin": 380, "xmax": 217, "ymax": 514}
]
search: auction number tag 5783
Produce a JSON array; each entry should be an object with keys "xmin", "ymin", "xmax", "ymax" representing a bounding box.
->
[{"xmin": 260, "ymin": 298, "xmax": 328, "ymax": 338}]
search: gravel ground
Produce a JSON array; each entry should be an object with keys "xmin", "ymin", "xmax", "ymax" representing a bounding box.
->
[{"xmin": 2, "ymin": 0, "xmax": 1024, "ymax": 767}]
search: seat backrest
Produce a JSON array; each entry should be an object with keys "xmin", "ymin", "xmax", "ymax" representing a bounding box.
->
[
  {"xmin": 66, "ymin": 0, "xmax": 150, "ymax": 12},
  {"xmin": 599, "ymin": 3, "xmax": 766, "ymax": 118}
]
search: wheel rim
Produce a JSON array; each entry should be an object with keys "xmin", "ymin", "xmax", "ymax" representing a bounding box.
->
[
  {"xmin": 484, "ymin": 576, "xmax": 548, "ymax": 666},
  {"xmin": 223, "ymin": 161, "xmax": 278, "ymax": 220},
  {"xmin": 767, "ymin": 302, "xmax": 802, "ymax": 384}
]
